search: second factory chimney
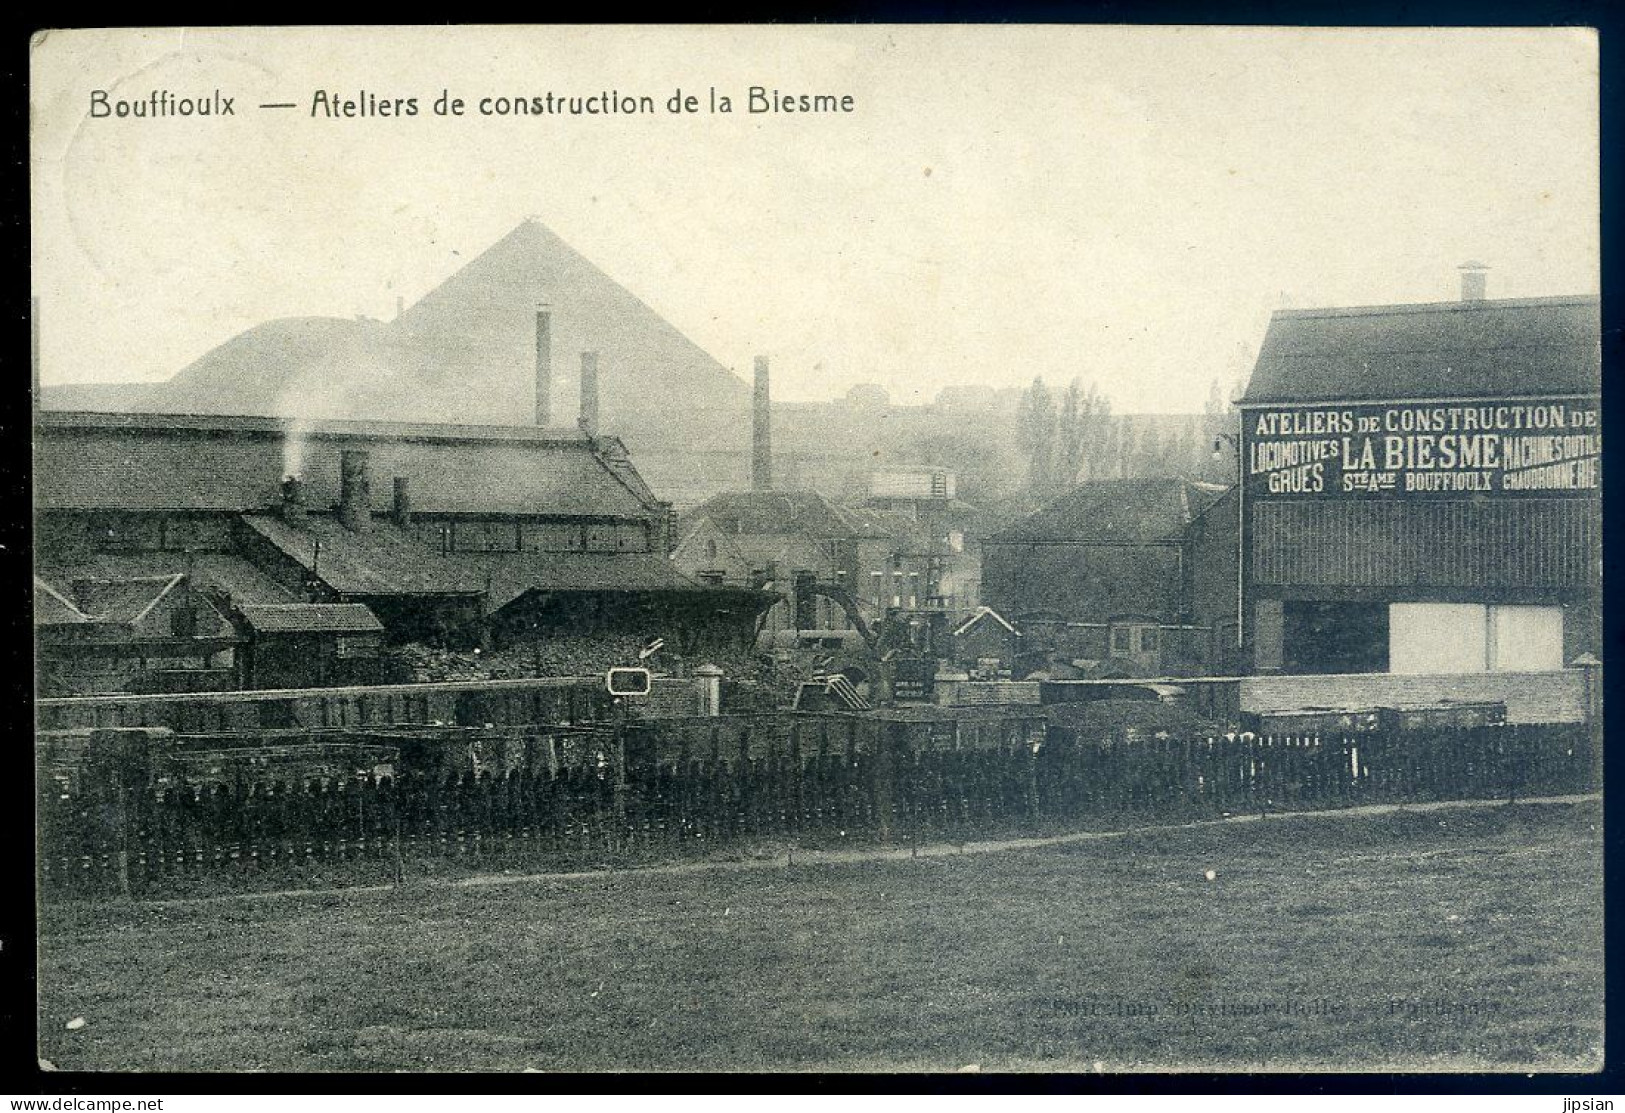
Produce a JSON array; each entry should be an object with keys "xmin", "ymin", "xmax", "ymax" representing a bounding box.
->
[
  {"xmin": 752, "ymin": 355, "xmax": 772, "ymax": 492},
  {"xmin": 535, "ymin": 308, "xmax": 552, "ymax": 427},
  {"xmin": 579, "ymin": 351, "xmax": 600, "ymax": 437}
]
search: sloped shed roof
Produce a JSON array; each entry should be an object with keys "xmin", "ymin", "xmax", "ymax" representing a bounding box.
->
[
  {"xmin": 242, "ymin": 514, "xmax": 484, "ymax": 598},
  {"xmin": 990, "ymin": 479, "xmax": 1228, "ymax": 545},
  {"xmin": 1243, "ymin": 295, "xmax": 1600, "ymax": 405},
  {"xmin": 243, "ymin": 513, "xmax": 719, "ymax": 609},
  {"xmin": 34, "ymin": 410, "xmax": 659, "ymax": 518}
]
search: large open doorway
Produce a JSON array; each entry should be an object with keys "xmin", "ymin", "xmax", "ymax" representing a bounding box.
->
[{"xmin": 1281, "ymin": 601, "xmax": 1388, "ymax": 674}]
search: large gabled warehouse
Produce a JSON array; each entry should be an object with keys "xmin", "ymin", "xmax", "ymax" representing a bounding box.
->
[{"xmin": 1237, "ymin": 279, "xmax": 1600, "ymax": 718}]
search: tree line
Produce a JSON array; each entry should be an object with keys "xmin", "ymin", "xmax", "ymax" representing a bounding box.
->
[{"xmin": 1014, "ymin": 376, "xmax": 1246, "ymax": 503}]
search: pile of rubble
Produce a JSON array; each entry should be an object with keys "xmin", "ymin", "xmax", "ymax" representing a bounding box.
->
[
  {"xmin": 483, "ymin": 632, "xmax": 652, "ymax": 680},
  {"xmin": 381, "ymin": 634, "xmax": 797, "ymax": 698},
  {"xmin": 379, "ymin": 644, "xmax": 491, "ymax": 684}
]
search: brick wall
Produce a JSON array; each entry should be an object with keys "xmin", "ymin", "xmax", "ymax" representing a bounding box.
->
[{"xmin": 1239, "ymin": 669, "xmax": 1587, "ymax": 725}]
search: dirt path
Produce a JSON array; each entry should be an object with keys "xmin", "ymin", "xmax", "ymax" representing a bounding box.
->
[
  {"xmin": 456, "ymin": 791, "xmax": 1599, "ymax": 885},
  {"xmin": 119, "ymin": 791, "xmax": 1599, "ymax": 909}
]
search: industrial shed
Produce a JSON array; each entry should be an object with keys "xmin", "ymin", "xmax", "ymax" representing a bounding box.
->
[
  {"xmin": 236, "ymin": 603, "xmax": 386, "ymax": 689},
  {"xmin": 34, "ymin": 409, "xmax": 771, "ymax": 690},
  {"xmin": 33, "ymin": 572, "xmax": 238, "ymax": 696},
  {"xmin": 980, "ymin": 477, "xmax": 1240, "ymax": 677}
]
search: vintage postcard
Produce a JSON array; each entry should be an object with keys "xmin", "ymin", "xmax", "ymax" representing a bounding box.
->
[{"xmin": 29, "ymin": 25, "xmax": 1601, "ymax": 1075}]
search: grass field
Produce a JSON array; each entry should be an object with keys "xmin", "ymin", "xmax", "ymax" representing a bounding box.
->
[{"xmin": 38, "ymin": 799, "xmax": 1603, "ymax": 1073}]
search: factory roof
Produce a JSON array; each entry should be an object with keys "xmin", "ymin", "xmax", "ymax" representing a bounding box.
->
[
  {"xmin": 989, "ymin": 478, "xmax": 1229, "ymax": 545},
  {"xmin": 243, "ymin": 514, "xmax": 484, "ymax": 598},
  {"xmin": 1242, "ymin": 295, "xmax": 1600, "ymax": 405},
  {"xmin": 474, "ymin": 551, "xmax": 741, "ymax": 607},
  {"xmin": 36, "ymin": 408, "xmax": 596, "ymax": 444},
  {"xmin": 33, "ymin": 570, "xmax": 236, "ymax": 639},
  {"xmin": 34, "ymin": 409, "xmax": 661, "ymax": 518},
  {"xmin": 38, "ymin": 552, "xmax": 301, "ymax": 607},
  {"xmin": 242, "ymin": 513, "xmax": 727, "ymax": 608}
]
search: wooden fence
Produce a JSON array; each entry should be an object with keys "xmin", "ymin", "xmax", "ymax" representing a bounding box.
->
[
  {"xmin": 35, "ymin": 677, "xmax": 618, "ymax": 733},
  {"xmin": 38, "ymin": 716, "xmax": 1597, "ymax": 900}
]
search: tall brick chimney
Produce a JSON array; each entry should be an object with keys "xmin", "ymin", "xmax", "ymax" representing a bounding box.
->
[
  {"xmin": 535, "ymin": 308, "xmax": 552, "ymax": 427},
  {"xmin": 339, "ymin": 450, "xmax": 372, "ymax": 532},
  {"xmin": 579, "ymin": 351, "xmax": 600, "ymax": 437},
  {"xmin": 752, "ymin": 355, "xmax": 772, "ymax": 492}
]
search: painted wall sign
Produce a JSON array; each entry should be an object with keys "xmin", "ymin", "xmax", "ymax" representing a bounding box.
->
[{"xmin": 1242, "ymin": 399, "xmax": 1601, "ymax": 497}]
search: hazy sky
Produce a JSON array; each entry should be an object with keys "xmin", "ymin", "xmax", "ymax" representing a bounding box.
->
[{"xmin": 30, "ymin": 25, "xmax": 1598, "ymax": 412}]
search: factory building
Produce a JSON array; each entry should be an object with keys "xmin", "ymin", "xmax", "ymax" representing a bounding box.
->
[
  {"xmin": 859, "ymin": 465, "xmax": 983, "ymax": 611},
  {"xmin": 33, "ymin": 311, "xmax": 769, "ymax": 695},
  {"xmin": 670, "ymin": 358, "xmax": 948, "ymax": 646},
  {"xmin": 980, "ymin": 477, "xmax": 1241, "ymax": 678},
  {"xmin": 1237, "ymin": 270, "xmax": 1600, "ymax": 721}
]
